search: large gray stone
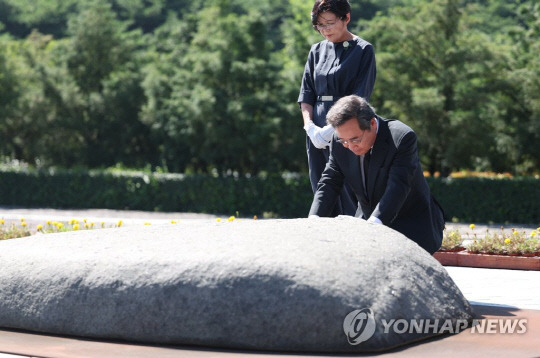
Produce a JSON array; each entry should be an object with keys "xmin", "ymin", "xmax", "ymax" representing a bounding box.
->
[{"xmin": 0, "ymin": 217, "xmax": 473, "ymax": 352}]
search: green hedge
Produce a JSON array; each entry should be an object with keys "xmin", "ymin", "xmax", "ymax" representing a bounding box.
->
[
  {"xmin": 0, "ymin": 169, "xmax": 313, "ymax": 218},
  {"xmin": 0, "ymin": 169, "xmax": 538, "ymax": 223},
  {"xmin": 427, "ymin": 177, "xmax": 539, "ymax": 224}
]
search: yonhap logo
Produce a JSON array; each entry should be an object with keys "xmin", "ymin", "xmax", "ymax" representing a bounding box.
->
[
  {"xmin": 343, "ymin": 308, "xmax": 376, "ymax": 345},
  {"xmin": 343, "ymin": 307, "xmax": 527, "ymax": 346}
]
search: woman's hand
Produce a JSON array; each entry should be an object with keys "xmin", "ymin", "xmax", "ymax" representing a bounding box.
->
[{"xmin": 304, "ymin": 122, "xmax": 334, "ymax": 149}]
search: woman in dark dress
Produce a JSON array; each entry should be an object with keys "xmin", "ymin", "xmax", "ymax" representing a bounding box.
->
[{"xmin": 298, "ymin": 0, "xmax": 376, "ymax": 216}]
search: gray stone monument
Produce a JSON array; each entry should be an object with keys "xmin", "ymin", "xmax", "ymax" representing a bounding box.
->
[{"xmin": 0, "ymin": 216, "xmax": 473, "ymax": 352}]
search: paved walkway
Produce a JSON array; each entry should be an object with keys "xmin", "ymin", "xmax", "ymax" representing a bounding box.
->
[
  {"xmin": 1, "ymin": 206, "xmax": 536, "ymax": 230},
  {"xmin": 445, "ymin": 266, "xmax": 540, "ymax": 310}
]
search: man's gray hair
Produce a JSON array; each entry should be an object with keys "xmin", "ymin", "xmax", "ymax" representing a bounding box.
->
[{"xmin": 326, "ymin": 95, "xmax": 376, "ymax": 130}]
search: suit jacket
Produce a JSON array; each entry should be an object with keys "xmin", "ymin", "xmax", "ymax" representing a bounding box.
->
[{"xmin": 309, "ymin": 116, "xmax": 444, "ymax": 254}]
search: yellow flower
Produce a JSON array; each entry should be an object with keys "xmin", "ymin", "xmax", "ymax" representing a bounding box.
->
[
  {"xmin": 513, "ymin": 230, "xmax": 520, "ymax": 236},
  {"xmin": 144, "ymin": 222, "xmax": 151, "ymax": 225},
  {"xmin": 101, "ymin": 222, "xmax": 106, "ymax": 228},
  {"xmin": 228, "ymin": 216, "xmax": 235, "ymax": 222},
  {"xmin": 84, "ymin": 223, "xmax": 90, "ymax": 229},
  {"xmin": 20, "ymin": 218, "xmax": 25, "ymax": 222},
  {"xmin": 171, "ymin": 220, "xmax": 178, "ymax": 224},
  {"xmin": 216, "ymin": 218, "xmax": 222, "ymax": 222},
  {"xmin": 37, "ymin": 224, "xmax": 43, "ymax": 231},
  {"xmin": 504, "ymin": 238, "xmax": 511, "ymax": 244},
  {"xmin": 0, "ymin": 219, "xmax": 4, "ymax": 225},
  {"xmin": 46, "ymin": 220, "xmax": 52, "ymax": 225},
  {"xmin": 117, "ymin": 220, "xmax": 123, "ymax": 227},
  {"xmin": 21, "ymin": 222, "xmax": 27, "ymax": 227},
  {"xmin": 73, "ymin": 224, "xmax": 80, "ymax": 230},
  {"xmin": 469, "ymin": 224, "xmax": 475, "ymax": 229},
  {"xmin": 56, "ymin": 223, "xmax": 64, "ymax": 229},
  {"xmin": 530, "ymin": 230, "xmax": 538, "ymax": 238}
]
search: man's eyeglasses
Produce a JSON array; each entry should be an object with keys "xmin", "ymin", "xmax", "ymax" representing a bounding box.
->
[{"xmin": 336, "ymin": 131, "xmax": 366, "ymax": 146}]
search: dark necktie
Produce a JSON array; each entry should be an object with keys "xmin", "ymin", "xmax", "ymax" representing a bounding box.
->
[{"xmin": 363, "ymin": 151, "xmax": 371, "ymax": 193}]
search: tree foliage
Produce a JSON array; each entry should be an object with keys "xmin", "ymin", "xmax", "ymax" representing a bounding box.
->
[
  {"xmin": 0, "ymin": 0, "xmax": 538, "ymax": 176},
  {"xmin": 364, "ymin": 0, "xmax": 521, "ymax": 175}
]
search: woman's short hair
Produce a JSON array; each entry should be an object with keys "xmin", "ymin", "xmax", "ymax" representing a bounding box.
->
[{"xmin": 311, "ymin": 0, "xmax": 351, "ymax": 28}]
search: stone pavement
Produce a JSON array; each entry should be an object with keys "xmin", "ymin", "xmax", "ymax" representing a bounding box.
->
[
  {"xmin": 1, "ymin": 206, "xmax": 536, "ymax": 231},
  {"xmin": 445, "ymin": 266, "xmax": 540, "ymax": 310},
  {"xmin": 0, "ymin": 207, "xmax": 217, "ymax": 227}
]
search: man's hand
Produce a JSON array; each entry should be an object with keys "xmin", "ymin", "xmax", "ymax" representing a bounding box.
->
[{"xmin": 367, "ymin": 216, "xmax": 382, "ymax": 224}]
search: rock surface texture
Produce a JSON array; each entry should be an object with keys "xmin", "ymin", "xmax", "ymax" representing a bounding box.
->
[{"xmin": 0, "ymin": 217, "xmax": 473, "ymax": 352}]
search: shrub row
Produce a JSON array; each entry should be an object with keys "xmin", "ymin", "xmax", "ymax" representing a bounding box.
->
[
  {"xmin": 0, "ymin": 169, "xmax": 538, "ymax": 223},
  {"xmin": 0, "ymin": 169, "xmax": 313, "ymax": 218},
  {"xmin": 427, "ymin": 177, "xmax": 539, "ymax": 224}
]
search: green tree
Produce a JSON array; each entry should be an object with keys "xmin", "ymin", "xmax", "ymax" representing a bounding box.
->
[
  {"xmin": 0, "ymin": 32, "xmax": 62, "ymax": 165},
  {"xmin": 66, "ymin": 0, "xmax": 128, "ymax": 94},
  {"xmin": 139, "ymin": 14, "xmax": 193, "ymax": 172},
  {"xmin": 502, "ymin": 2, "xmax": 540, "ymax": 174},
  {"xmin": 365, "ymin": 0, "xmax": 512, "ymax": 176},
  {"xmin": 4, "ymin": 0, "xmax": 156, "ymax": 168},
  {"xmin": 57, "ymin": 0, "xmax": 155, "ymax": 167},
  {"xmin": 143, "ymin": 0, "xmax": 288, "ymax": 175},
  {"xmin": 0, "ymin": 0, "xmax": 80, "ymax": 38},
  {"xmin": 275, "ymin": 0, "xmax": 324, "ymax": 174},
  {"xmin": 0, "ymin": 35, "xmax": 23, "ymax": 159}
]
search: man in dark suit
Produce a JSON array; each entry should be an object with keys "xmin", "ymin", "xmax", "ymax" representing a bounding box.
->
[{"xmin": 309, "ymin": 95, "xmax": 445, "ymax": 254}]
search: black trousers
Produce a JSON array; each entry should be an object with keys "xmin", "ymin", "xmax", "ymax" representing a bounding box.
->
[{"xmin": 306, "ymin": 136, "xmax": 357, "ymax": 217}]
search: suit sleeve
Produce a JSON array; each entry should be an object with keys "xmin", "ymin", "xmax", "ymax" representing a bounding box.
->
[
  {"xmin": 308, "ymin": 140, "xmax": 345, "ymax": 217},
  {"xmin": 371, "ymin": 131, "xmax": 419, "ymax": 224}
]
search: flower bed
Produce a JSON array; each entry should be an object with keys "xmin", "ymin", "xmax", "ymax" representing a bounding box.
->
[
  {"xmin": 436, "ymin": 225, "xmax": 540, "ymax": 270},
  {"xmin": 434, "ymin": 251, "xmax": 540, "ymax": 270},
  {"xmin": 0, "ymin": 215, "xmax": 245, "ymax": 241}
]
